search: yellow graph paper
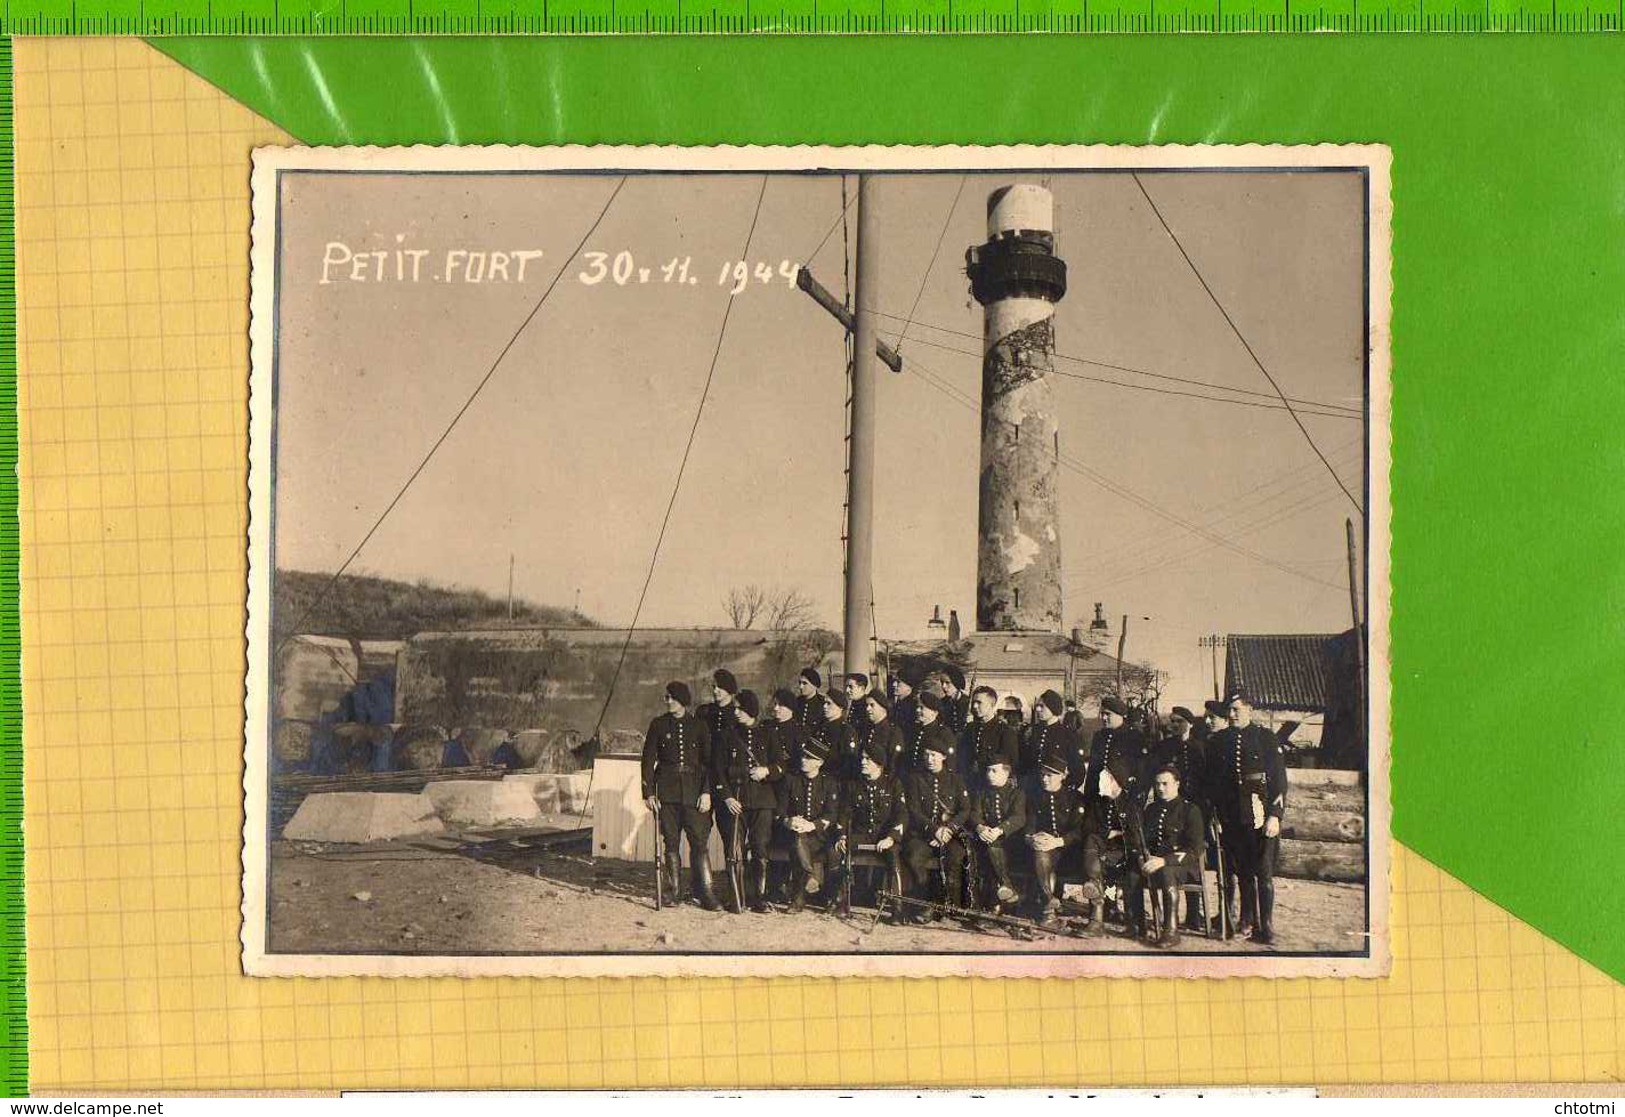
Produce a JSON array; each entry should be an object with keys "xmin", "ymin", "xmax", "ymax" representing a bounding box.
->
[{"xmin": 12, "ymin": 36, "xmax": 1623, "ymax": 1092}]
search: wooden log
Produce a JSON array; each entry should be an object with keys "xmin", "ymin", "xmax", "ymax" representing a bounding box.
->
[
  {"xmin": 1277, "ymin": 837, "xmax": 1366, "ymax": 883},
  {"xmin": 1280, "ymin": 807, "xmax": 1365, "ymax": 843},
  {"xmin": 1286, "ymin": 784, "xmax": 1364, "ymax": 814},
  {"xmin": 1286, "ymin": 767, "xmax": 1363, "ymax": 788}
]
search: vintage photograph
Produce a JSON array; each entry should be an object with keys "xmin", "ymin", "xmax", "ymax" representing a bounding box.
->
[{"xmin": 242, "ymin": 145, "xmax": 1392, "ymax": 977}]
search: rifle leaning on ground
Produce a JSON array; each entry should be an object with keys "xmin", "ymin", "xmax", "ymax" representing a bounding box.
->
[
  {"xmin": 652, "ymin": 801, "xmax": 665, "ymax": 911},
  {"xmin": 1210, "ymin": 814, "xmax": 1231, "ymax": 939}
]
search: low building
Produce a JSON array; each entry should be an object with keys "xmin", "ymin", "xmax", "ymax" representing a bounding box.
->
[
  {"xmin": 885, "ymin": 631, "xmax": 1128, "ymax": 714},
  {"xmin": 1223, "ymin": 629, "xmax": 1365, "ymax": 768}
]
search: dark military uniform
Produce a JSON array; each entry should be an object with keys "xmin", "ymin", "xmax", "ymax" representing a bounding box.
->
[
  {"xmin": 815, "ymin": 716, "xmax": 861, "ymax": 786},
  {"xmin": 838, "ymin": 771, "xmax": 907, "ymax": 905},
  {"xmin": 765, "ymin": 716, "xmax": 807, "ymax": 771},
  {"xmin": 854, "ymin": 716, "xmax": 906, "ymax": 777},
  {"xmin": 903, "ymin": 765, "xmax": 971, "ymax": 909},
  {"xmin": 641, "ymin": 710, "xmax": 717, "ymax": 906},
  {"xmin": 1139, "ymin": 793, "xmax": 1207, "ymax": 945},
  {"xmin": 696, "ymin": 699, "xmax": 738, "ymax": 754},
  {"xmin": 793, "ymin": 691, "xmax": 822, "ymax": 732},
  {"xmin": 1085, "ymin": 723, "xmax": 1147, "ymax": 800},
  {"xmin": 891, "ymin": 692, "xmax": 920, "ymax": 738},
  {"xmin": 778, "ymin": 764, "xmax": 841, "ymax": 906},
  {"xmin": 903, "ymin": 719, "xmax": 958, "ymax": 773},
  {"xmin": 960, "ymin": 715, "xmax": 1019, "ymax": 785},
  {"xmin": 1142, "ymin": 734, "xmax": 1207, "ymax": 812},
  {"xmin": 1028, "ymin": 719, "xmax": 1087, "ymax": 789},
  {"xmin": 1026, "ymin": 784, "xmax": 1086, "ymax": 916},
  {"xmin": 1081, "ymin": 788, "xmax": 1145, "ymax": 933},
  {"xmin": 1204, "ymin": 723, "xmax": 1287, "ymax": 940},
  {"xmin": 968, "ymin": 780, "xmax": 1027, "ymax": 907},
  {"xmin": 713, "ymin": 720, "xmax": 785, "ymax": 911},
  {"xmin": 939, "ymin": 690, "xmax": 971, "ymax": 736}
]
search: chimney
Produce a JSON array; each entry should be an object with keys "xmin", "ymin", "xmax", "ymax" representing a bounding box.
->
[
  {"xmin": 948, "ymin": 609, "xmax": 962, "ymax": 642},
  {"xmin": 927, "ymin": 605, "xmax": 947, "ymax": 633},
  {"xmin": 1090, "ymin": 602, "xmax": 1110, "ymax": 634}
]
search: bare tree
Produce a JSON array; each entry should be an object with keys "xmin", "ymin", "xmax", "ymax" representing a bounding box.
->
[
  {"xmin": 723, "ymin": 584, "xmax": 769, "ymax": 629},
  {"xmin": 764, "ymin": 587, "xmax": 817, "ymax": 632}
]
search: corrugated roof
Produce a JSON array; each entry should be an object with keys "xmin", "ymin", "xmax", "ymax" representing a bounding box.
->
[
  {"xmin": 409, "ymin": 627, "xmax": 778, "ymax": 650},
  {"xmin": 1223, "ymin": 632, "xmax": 1353, "ymax": 711}
]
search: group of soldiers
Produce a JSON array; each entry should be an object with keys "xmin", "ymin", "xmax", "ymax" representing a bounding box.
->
[{"xmin": 640, "ymin": 663, "xmax": 1288, "ymax": 948}]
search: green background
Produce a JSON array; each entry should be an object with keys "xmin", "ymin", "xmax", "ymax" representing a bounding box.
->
[{"xmin": 156, "ymin": 33, "xmax": 1625, "ymax": 978}]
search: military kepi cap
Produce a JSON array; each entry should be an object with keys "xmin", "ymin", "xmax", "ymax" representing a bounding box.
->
[
  {"xmin": 803, "ymin": 737, "xmax": 832, "ymax": 763},
  {"xmin": 736, "ymin": 690, "xmax": 761, "ymax": 719},
  {"xmin": 713, "ymin": 668, "xmax": 739, "ymax": 695},
  {"xmin": 1170, "ymin": 706, "xmax": 1197, "ymax": 724},
  {"xmin": 1100, "ymin": 695, "xmax": 1129, "ymax": 718},
  {"xmin": 666, "ymin": 681, "xmax": 692, "ymax": 707},
  {"xmin": 1203, "ymin": 699, "xmax": 1227, "ymax": 717},
  {"xmin": 1040, "ymin": 755, "xmax": 1069, "ymax": 777}
]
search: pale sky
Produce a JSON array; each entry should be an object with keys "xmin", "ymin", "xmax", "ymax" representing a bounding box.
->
[{"xmin": 272, "ymin": 167, "xmax": 1369, "ymax": 704}]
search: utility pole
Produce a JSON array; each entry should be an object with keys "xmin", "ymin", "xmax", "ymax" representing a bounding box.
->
[
  {"xmin": 843, "ymin": 175, "xmax": 879, "ymax": 682},
  {"xmin": 1346, "ymin": 517, "xmax": 1367, "ymax": 738},
  {"xmin": 1199, "ymin": 634, "xmax": 1223, "ymax": 699},
  {"xmin": 507, "ymin": 553, "xmax": 515, "ymax": 623},
  {"xmin": 1115, "ymin": 614, "xmax": 1128, "ymax": 697}
]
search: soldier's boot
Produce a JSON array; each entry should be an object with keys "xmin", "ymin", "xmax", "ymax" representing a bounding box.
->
[
  {"xmin": 787, "ymin": 867, "xmax": 808, "ymax": 913},
  {"xmin": 1251, "ymin": 878, "xmax": 1276, "ymax": 945},
  {"xmin": 1085, "ymin": 892, "xmax": 1106, "ymax": 935},
  {"xmin": 1158, "ymin": 889, "xmax": 1182, "ymax": 949},
  {"xmin": 693, "ymin": 852, "xmax": 722, "ymax": 912},
  {"xmin": 664, "ymin": 852, "xmax": 685, "ymax": 904},
  {"xmin": 750, "ymin": 860, "xmax": 771, "ymax": 913},
  {"xmin": 1236, "ymin": 877, "xmax": 1257, "ymax": 938},
  {"xmin": 723, "ymin": 860, "xmax": 745, "ymax": 914}
]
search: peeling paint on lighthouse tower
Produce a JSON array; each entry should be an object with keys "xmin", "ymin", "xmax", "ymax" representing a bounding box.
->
[{"xmin": 967, "ymin": 184, "xmax": 1068, "ymax": 634}]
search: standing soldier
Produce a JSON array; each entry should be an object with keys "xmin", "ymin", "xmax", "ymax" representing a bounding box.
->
[
  {"xmin": 902, "ymin": 736, "xmax": 970, "ymax": 917},
  {"xmin": 903, "ymin": 691, "xmax": 958, "ymax": 772},
  {"xmin": 816, "ymin": 691, "xmax": 860, "ymax": 785},
  {"xmin": 766, "ymin": 688, "xmax": 807, "ymax": 769},
  {"xmin": 856, "ymin": 692, "xmax": 906, "ymax": 777},
  {"xmin": 793, "ymin": 668, "xmax": 824, "ymax": 731},
  {"xmin": 969, "ymin": 758, "xmax": 1026, "ymax": 913},
  {"xmin": 641, "ymin": 681, "xmax": 720, "ymax": 911},
  {"xmin": 1201, "ymin": 699, "xmax": 1227, "ymax": 743},
  {"xmin": 1139, "ymin": 765, "xmax": 1207, "ymax": 949},
  {"xmin": 1025, "ymin": 756, "xmax": 1086, "ymax": 927},
  {"xmin": 960, "ymin": 685, "xmax": 1019, "ymax": 785},
  {"xmin": 890, "ymin": 667, "xmax": 922, "ymax": 737},
  {"xmin": 1028, "ymin": 690, "xmax": 1085, "ymax": 788},
  {"xmin": 697, "ymin": 669, "xmax": 742, "ymax": 752},
  {"xmin": 835, "ymin": 738, "xmax": 907, "ymax": 911},
  {"xmin": 1086, "ymin": 695, "xmax": 1147, "ymax": 803},
  {"xmin": 937, "ymin": 666, "xmax": 971, "ymax": 735},
  {"xmin": 713, "ymin": 690, "xmax": 785, "ymax": 914},
  {"xmin": 1142, "ymin": 706, "xmax": 1207, "ymax": 810},
  {"xmin": 778, "ymin": 737, "xmax": 840, "ymax": 912},
  {"xmin": 1204, "ymin": 692, "xmax": 1286, "ymax": 944},
  {"xmin": 1079, "ymin": 755, "xmax": 1142, "ymax": 937}
]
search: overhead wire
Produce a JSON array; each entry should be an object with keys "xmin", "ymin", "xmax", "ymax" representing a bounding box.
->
[
  {"xmin": 891, "ymin": 175, "xmax": 968, "ymax": 357},
  {"xmin": 588, "ymin": 175, "xmax": 772, "ymax": 743},
  {"xmin": 1129, "ymin": 172, "xmax": 1365, "ymax": 513},
  {"xmin": 274, "ymin": 176, "xmax": 629, "ymax": 655},
  {"xmin": 863, "ymin": 308, "xmax": 1363, "ymax": 417}
]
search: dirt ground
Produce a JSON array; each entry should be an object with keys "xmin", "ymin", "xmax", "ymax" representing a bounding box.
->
[{"xmin": 265, "ymin": 826, "xmax": 1369, "ymax": 957}]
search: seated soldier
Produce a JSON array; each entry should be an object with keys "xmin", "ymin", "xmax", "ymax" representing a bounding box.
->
[
  {"xmin": 903, "ymin": 736, "xmax": 970, "ymax": 920},
  {"xmin": 1025, "ymin": 756, "xmax": 1085, "ymax": 927},
  {"xmin": 1080, "ymin": 756, "xmax": 1143, "ymax": 937},
  {"xmin": 834, "ymin": 741, "xmax": 906, "ymax": 912},
  {"xmin": 969, "ymin": 758, "xmax": 1026, "ymax": 913},
  {"xmin": 1140, "ymin": 764, "xmax": 1208, "ymax": 949},
  {"xmin": 778, "ymin": 737, "xmax": 840, "ymax": 912}
]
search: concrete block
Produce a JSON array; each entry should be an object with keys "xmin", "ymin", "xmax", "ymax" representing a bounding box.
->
[
  {"xmin": 502, "ymin": 772, "xmax": 560, "ymax": 813},
  {"xmin": 282, "ymin": 792, "xmax": 445, "ymax": 843},
  {"xmin": 425, "ymin": 779, "xmax": 544, "ymax": 828},
  {"xmin": 557, "ymin": 771, "xmax": 594, "ymax": 816}
]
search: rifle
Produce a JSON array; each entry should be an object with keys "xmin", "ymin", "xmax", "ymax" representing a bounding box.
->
[
  {"xmin": 652, "ymin": 801, "xmax": 665, "ymax": 912},
  {"xmin": 1211, "ymin": 814, "xmax": 1231, "ymax": 939}
]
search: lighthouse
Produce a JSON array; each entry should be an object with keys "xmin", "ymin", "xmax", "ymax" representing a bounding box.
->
[{"xmin": 966, "ymin": 184, "xmax": 1069, "ymax": 634}]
